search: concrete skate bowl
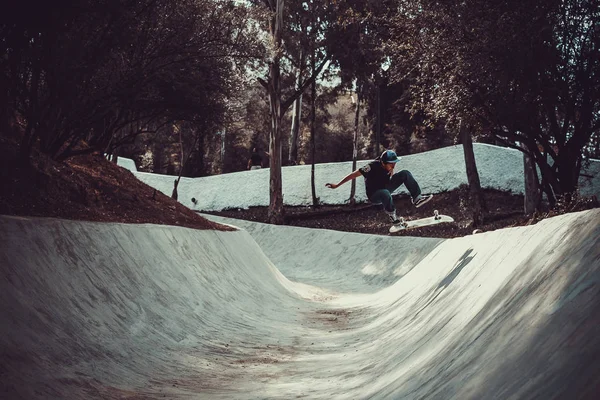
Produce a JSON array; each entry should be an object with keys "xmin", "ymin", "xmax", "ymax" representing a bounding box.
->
[
  {"xmin": 199, "ymin": 214, "xmax": 445, "ymax": 293},
  {"xmin": 0, "ymin": 209, "xmax": 599, "ymax": 399}
]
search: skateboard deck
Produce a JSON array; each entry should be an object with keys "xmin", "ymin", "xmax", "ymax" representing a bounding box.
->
[{"xmin": 390, "ymin": 210, "xmax": 454, "ymax": 233}]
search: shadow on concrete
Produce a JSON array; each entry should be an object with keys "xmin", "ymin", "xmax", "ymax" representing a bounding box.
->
[
  {"xmin": 398, "ymin": 212, "xmax": 600, "ymax": 399},
  {"xmin": 438, "ymin": 248, "xmax": 475, "ymax": 290},
  {"xmin": 412, "ymin": 248, "xmax": 477, "ymax": 320}
]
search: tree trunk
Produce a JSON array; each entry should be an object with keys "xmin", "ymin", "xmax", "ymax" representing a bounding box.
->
[
  {"xmin": 310, "ymin": 51, "xmax": 319, "ymax": 208},
  {"xmin": 153, "ymin": 142, "xmax": 165, "ymax": 174},
  {"xmin": 173, "ymin": 130, "xmax": 201, "ymax": 199},
  {"xmin": 20, "ymin": 61, "xmax": 42, "ymax": 163},
  {"xmin": 260, "ymin": 0, "xmax": 329, "ymax": 222},
  {"xmin": 521, "ymin": 142, "xmax": 540, "ymax": 215},
  {"xmin": 220, "ymin": 128, "xmax": 226, "ymax": 170},
  {"xmin": 533, "ymin": 148, "xmax": 557, "ymax": 207},
  {"xmin": 461, "ymin": 121, "xmax": 486, "ymax": 226},
  {"xmin": 556, "ymin": 145, "xmax": 581, "ymax": 196},
  {"xmin": 178, "ymin": 126, "xmax": 184, "ymax": 172},
  {"xmin": 288, "ymin": 50, "xmax": 304, "ymax": 165},
  {"xmin": 268, "ymin": 109, "xmax": 285, "ymax": 224},
  {"xmin": 349, "ymin": 86, "xmax": 361, "ymax": 206},
  {"xmin": 375, "ymin": 83, "xmax": 381, "ymax": 157},
  {"xmin": 267, "ymin": 55, "xmax": 284, "ymax": 224},
  {"xmin": 171, "ymin": 179, "xmax": 179, "ymax": 200},
  {"xmin": 265, "ymin": 0, "xmax": 285, "ymax": 224},
  {"xmin": 111, "ymin": 148, "xmax": 119, "ymax": 164},
  {"xmin": 196, "ymin": 132, "xmax": 205, "ymax": 176}
]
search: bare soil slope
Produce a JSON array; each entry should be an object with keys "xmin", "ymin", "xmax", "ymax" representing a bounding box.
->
[{"xmin": 0, "ymin": 136, "xmax": 229, "ymax": 231}]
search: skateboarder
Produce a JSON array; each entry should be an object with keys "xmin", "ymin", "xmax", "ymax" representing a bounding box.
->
[{"xmin": 325, "ymin": 150, "xmax": 432, "ymax": 225}]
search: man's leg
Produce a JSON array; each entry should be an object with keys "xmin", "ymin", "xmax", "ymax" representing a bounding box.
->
[
  {"xmin": 387, "ymin": 170, "xmax": 421, "ymax": 199},
  {"xmin": 388, "ymin": 170, "xmax": 433, "ymax": 207},
  {"xmin": 370, "ymin": 189, "xmax": 399, "ymax": 223}
]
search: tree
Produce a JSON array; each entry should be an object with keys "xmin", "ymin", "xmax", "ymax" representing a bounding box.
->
[
  {"xmin": 324, "ymin": 1, "xmax": 394, "ymax": 203},
  {"xmin": 2, "ymin": 0, "xmax": 260, "ymax": 164},
  {"xmin": 254, "ymin": 0, "xmax": 330, "ymax": 224},
  {"xmin": 522, "ymin": 142, "xmax": 541, "ymax": 215},
  {"xmin": 460, "ymin": 121, "xmax": 487, "ymax": 226},
  {"xmin": 386, "ymin": 0, "xmax": 600, "ymax": 208},
  {"xmin": 285, "ymin": 4, "xmax": 310, "ymax": 166},
  {"xmin": 349, "ymin": 86, "xmax": 362, "ymax": 206},
  {"xmin": 309, "ymin": 45, "xmax": 320, "ymax": 207},
  {"xmin": 288, "ymin": 54, "xmax": 305, "ymax": 165},
  {"xmin": 172, "ymin": 123, "xmax": 203, "ymax": 199}
]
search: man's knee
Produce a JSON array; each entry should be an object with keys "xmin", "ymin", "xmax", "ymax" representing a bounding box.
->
[
  {"xmin": 371, "ymin": 190, "xmax": 393, "ymax": 208},
  {"xmin": 393, "ymin": 169, "xmax": 411, "ymax": 179}
]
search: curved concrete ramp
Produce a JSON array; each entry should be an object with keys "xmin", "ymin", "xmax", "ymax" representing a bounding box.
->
[
  {"xmin": 201, "ymin": 214, "xmax": 444, "ymax": 293},
  {"xmin": 1, "ymin": 210, "xmax": 599, "ymax": 399}
]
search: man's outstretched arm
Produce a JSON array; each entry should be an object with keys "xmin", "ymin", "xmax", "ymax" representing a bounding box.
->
[{"xmin": 325, "ymin": 170, "xmax": 362, "ymax": 189}]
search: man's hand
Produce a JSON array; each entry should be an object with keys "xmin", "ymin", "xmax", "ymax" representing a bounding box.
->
[{"xmin": 325, "ymin": 170, "xmax": 360, "ymax": 189}]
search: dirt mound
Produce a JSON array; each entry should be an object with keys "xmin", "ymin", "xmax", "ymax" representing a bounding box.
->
[{"xmin": 0, "ymin": 137, "xmax": 229, "ymax": 231}]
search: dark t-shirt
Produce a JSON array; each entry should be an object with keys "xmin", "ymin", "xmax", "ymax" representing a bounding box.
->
[
  {"xmin": 359, "ymin": 160, "xmax": 391, "ymax": 198},
  {"xmin": 250, "ymin": 152, "xmax": 262, "ymax": 166}
]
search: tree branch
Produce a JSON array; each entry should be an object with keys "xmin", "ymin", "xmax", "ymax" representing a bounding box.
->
[
  {"xmin": 261, "ymin": 0, "xmax": 275, "ymax": 11},
  {"xmin": 281, "ymin": 54, "xmax": 330, "ymax": 113},
  {"xmin": 257, "ymin": 77, "xmax": 268, "ymax": 88}
]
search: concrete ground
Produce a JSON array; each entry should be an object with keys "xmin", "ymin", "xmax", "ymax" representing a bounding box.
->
[{"xmin": 1, "ymin": 210, "xmax": 599, "ymax": 399}]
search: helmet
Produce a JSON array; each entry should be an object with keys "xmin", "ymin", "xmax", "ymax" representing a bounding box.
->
[{"xmin": 380, "ymin": 150, "xmax": 401, "ymax": 163}]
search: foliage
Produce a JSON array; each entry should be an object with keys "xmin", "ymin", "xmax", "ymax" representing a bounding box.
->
[
  {"xmin": 327, "ymin": 1, "xmax": 394, "ymax": 157},
  {"xmin": 1, "ymin": 0, "xmax": 262, "ymax": 162},
  {"xmin": 386, "ymin": 0, "xmax": 600, "ymax": 204},
  {"xmin": 250, "ymin": 0, "xmax": 338, "ymax": 223},
  {"xmin": 295, "ymin": 88, "xmax": 361, "ymax": 163},
  {"xmin": 365, "ymin": 79, "xmax": 454, "ymax": 156}
]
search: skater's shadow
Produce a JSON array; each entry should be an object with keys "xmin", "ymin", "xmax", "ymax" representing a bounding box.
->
[
  {"xmin": 438, "ymin": 249, "xmax": 476, "ymax": 290},
  {"xmin": 412, "ymin": 248, "xmax": 476, "ymax": 319}
]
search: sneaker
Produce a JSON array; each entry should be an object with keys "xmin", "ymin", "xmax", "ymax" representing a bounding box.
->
[
  {"xmin": 412, "ymin": 194, "xmax": 433, "ymax": 208},
  {"xmin": 386, "ymin": 211, "xmax": 401, "ymax": 224}
]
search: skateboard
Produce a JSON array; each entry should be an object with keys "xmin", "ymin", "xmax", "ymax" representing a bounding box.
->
[{"xmin": 389, "ymin": 210, "xmax": 454, "ymax": 233}]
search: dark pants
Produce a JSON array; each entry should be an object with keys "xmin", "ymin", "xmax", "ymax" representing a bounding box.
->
[{"xmin": 369, "ymin": 170, "xmax": 421, "ymax": 213}]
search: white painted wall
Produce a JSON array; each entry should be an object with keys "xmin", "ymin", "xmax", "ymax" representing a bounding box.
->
[{"xmin": 132, "ymin": 144, "xmax": 599, "ymax": 211}]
